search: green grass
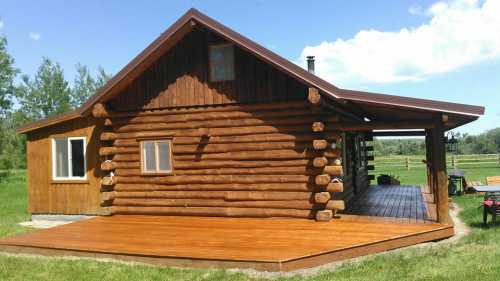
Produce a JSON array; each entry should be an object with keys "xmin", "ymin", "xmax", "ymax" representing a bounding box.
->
[
  {"xmin": 373, "ymin": 163, "xmax": 500, "ymax": 186},
  {"xmin": 1, "ymin": 172, "xmax": 500, "ymax": 280}
]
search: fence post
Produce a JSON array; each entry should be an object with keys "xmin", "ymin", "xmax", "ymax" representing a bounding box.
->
[{"xmin": 405, "ymin": 157, "xmax": 410, "ymax": 170}]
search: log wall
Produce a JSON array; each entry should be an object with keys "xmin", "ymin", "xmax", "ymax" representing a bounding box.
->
[{"xmin": 97, "ymin": 101, "xmax": 346, "ymax": 219}]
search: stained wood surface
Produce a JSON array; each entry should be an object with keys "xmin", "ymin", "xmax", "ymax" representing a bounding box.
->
[
  {"xmin": 0, "ymin": 215, "xmax": 451, "ymax": 269},
  {"xmin": 344, "ymin": 185, "xmax": 429, "ymax": 222},
  {"xmin": 108, "ymin": 27, "xmax": 307, "ymax": 111},
  {"xmin": 26, "ymin": 118, "xmax": 104, "ymax": 215}
]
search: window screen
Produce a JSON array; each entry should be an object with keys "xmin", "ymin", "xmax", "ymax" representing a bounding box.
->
[
  {"xmin": 209, "ymin": 44, "xmax": 235, "ymax": 82},
  {"xmin": 141, "ymin": 139, "xmax": 173, "ymax": 174}
]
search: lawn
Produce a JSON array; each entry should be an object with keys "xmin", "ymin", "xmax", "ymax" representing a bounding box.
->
[
  {"xmin": 1, "ymin": 172, "xmax": 500, "ymax": 281},
  {"xmin": 372, "ymin": 163, "xmax": 500, "ymax": 186}
]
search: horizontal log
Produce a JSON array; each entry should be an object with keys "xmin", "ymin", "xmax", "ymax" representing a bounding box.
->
[
  {"xmin": 92, "ymin": 103, "xmax": 108, "ymax": 118},
  {"xmin": 325, "ymin": 200, "xmax": 345, "ymax": 211},
  {"xmin": 314, "ymin": 192, "xmax": 331, "ymax": 204},
  {"xmin": 112, "ymin": 198, "xmax": 316, "ymax": 210},
  {"xmin": 315, "ymin": 174, "xmax": 331, "ymax": 186},
  {"xmin": 114, "ymin": 183, "xmax": 321, "ymax": 192},
  {"xmin": 115, "ymin": 166, "xmax": 328, "ymax": 176},
  {"xmin": 315, "ymin": 210, "xmax": 333, "ymax": 221},
  {"xmin": 111, "ymin": 206, "xmax": 314, "ymax": 219},
  {"xmin": 313, "ymin": 157, "xmax": 329, "ymax": 168},
  {"xmin": 112, "ymin": 149, "xmax": 338, "ymax": 162},
  {"xmin": 367, "ymin": 155, "xmax": 374, "ymax": 161},
  {"xmin": 312, "ymin": 122, "xmax": 325, "ymax": 132},
  {"xmin": 109, "ymin": 191, "xmax": 312, "ymax": 201},
  {"xmin": 109, "ymin": 101, "xmax": 310, "ymax": 118},
  {"xmin": 105, "ymin": 159, "xmax": 314, "ymax": 170},
  {"xmin": 312, "ymin": 139, "xmax": 328, "ymax": 150},
  {"xmin": 323, "ymin": 165, "xmax": 343, "ymax": 176},
  {"xmin": 325, "ymin": 182, "xmax": 344, "ymax": 192},
  {"xmin": 114, "ymin": 175, "xmax": 313, "ymax": 185},
  {"xmin": 308, "ymin": 87, "xmax": 321, "ymax": 105},
  {"xmin": 368, "ymin": 175, "xmax": 375, "ymax": 181},
  {"xmin": 108, "ymin": 125, "xmax": 314, "ymax": 140},
  {"xmin": 113, "ymin": 132, "xmax": 341, "ymax": 146},
  {"xmin": 113, "ymin": 108, "xmax": 316, "ymax": 124},
  {"xmin": 105, "ymin": 142, "xmax": 316, "ymax": 155},
  {"xmin": 113, "ymin": 116, "xmax": 340, "ymax": 133},
  {"xmin": 367, "ymin": 165, "xmax": 375, "ymax": 170}
]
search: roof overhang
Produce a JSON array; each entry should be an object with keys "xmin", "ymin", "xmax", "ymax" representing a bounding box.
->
[{"xmin": 16, "ymin": 8, "xmax": 485, "ymax": 134}]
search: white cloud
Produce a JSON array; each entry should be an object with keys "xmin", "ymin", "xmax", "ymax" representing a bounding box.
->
[
  {"xmin": 408, "ymin": 5, "xmax": 425, "ymax": 16},
  {"xmin": 297, "ymin": 0, "xmax": 500, "ymax": 84},
  {"xmin": 29, "ymin": 32, "xmax": 41, "ymax": 41}
]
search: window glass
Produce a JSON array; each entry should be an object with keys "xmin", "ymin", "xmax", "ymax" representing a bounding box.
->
[
  {"xmin": 55, "ymin": 139, "xmax": 69, "ymax": 178},
  {"xmin": 143, "ymin": 141, "xmax": 156, "ymax": 172},
  {"xmin": 157, "ymin": 141, "xmax": 171, "ymax": 172},
  {"xmin": 141, "ymin": 139, "xmax": 173, "ymax": 173},
  {"xmin": 209, "ymin": 44, "xmax": 234, "ymax": 82},
  {"xmin": 53, "ymin": 137, "xmax": 86, "ymax": 180},
  {"xmin": 71, "ymin": 139, "xmax": 85, "ymax": 177}
]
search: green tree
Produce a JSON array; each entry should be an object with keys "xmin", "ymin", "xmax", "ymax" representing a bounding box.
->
[
  {"xmin": 0, "ymin": 36, "xmax": 22, "ymax": 169},
  {"xmin": 0, "ymin": 37, "xmax": 17, "ymax": 115},
  {"xmin": 15, "ymin": 57, "xmax": 71, "ymax": 121},
  {"xmin": 70, "ymin": 64, "xmax": 111, "ymax": 108}
]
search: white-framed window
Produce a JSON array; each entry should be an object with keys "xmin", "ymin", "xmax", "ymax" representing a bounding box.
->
[
  {"xmin": 140, "ymin": 139, "xmax": 173, "ymax": 174},
  {"xmin": 52, "ymin": 137, "xmax": 87, "ymax": 180},
  {"xmin": 209, "ymin": 44, "xmax": 235, "ymax": 82}
]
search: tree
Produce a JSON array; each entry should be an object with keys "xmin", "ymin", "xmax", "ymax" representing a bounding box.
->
[
  {"xmin": 0, "ymin": 37, "xmax": 17, "ymax": 115},
  {"xmin": 70, "ymin": 64, "xmax": 111, "ymax": 108},
  {"xmin": 15, "ymin": 57, "xmax": 71, "ymax": 121},
  {"xmin": 0, "ymin": 36, "xmax": 22, "ymax": 169}
]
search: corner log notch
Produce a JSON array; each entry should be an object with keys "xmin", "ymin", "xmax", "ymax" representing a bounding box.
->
[{"xmin": 308, "ymin": 87, "xmax": 345, "ymax": 221}]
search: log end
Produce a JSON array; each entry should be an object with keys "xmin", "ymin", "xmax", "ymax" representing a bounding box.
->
[
  {"xmin": 326, "ymin": 182, "xmax": 344, "ymax": 193},
  {"xmin": 315, "ymin": 174, "xmax": 331, "ymax": 186},
  {"xmin": 316, "ymin": 210, "xmax": 333, "ymax": 222},
  {"xmin": 313, "ymin": 139, "xmax": 328, "ymax": 150},
  {"xmin": 308, "ymin": 88, "xmax": 321, "ymax": 105},
  {"xmin": 326, "ymin": 200, "xmax": 345, "ymax": 211},
  {"xmin": 313, "ymin": 157, "xmax": 329, "ymax": 168},
  {"xmin": 312, "ymin": 121, "xmax": 325, "ymax": 132},
  {"xmin": 92, "ymin": 103, "xmax": 109, "ymax": 118},
  {"xmin": 314, "ymin": 192, "xmax": 331, "ymax": 204}
]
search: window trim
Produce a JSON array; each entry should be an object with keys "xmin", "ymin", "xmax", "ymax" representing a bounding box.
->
[
  {"xmin": 208, "ymin": 43, "xmax": 235, "ymax": 82},
  {"xmin": 140, "ymin": 138, "xmax": 174, "ymax": 175},
  {"xmin": 51, "ymin": 136, "xmax": 87, "ymax": 181}
]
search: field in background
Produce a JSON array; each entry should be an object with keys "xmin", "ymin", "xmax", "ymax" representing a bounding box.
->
[{"xmin": 371, "ymin": 154, "xmax": 500, "ymax": 186}]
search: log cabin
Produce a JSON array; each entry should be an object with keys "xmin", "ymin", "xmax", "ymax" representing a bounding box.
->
[{"xmin": 16, "ymin": 8, "xmax": 484, "ymax": 225}]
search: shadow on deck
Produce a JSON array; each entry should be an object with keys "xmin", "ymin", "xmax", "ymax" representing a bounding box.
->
[{"xmin": 344, "ymin": 185, "xmax": 430, "ymax": 223}]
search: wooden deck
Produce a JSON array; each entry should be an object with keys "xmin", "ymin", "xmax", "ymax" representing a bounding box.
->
[
  {"xmin": 345, "ymin": 185, "xmax": 429, "ymax": 222},
  {"xmin": 0, "ymin": 215, "xmax": 452, "ymax": 271}
]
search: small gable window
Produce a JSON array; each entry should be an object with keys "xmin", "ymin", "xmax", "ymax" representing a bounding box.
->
[
  {"xmin": 209, "ymin": 44, "xmax": 235, "ymax": 82},
  {"xmin": 140, "ymin": 139, "xmax": 173, "ymax": 174}
]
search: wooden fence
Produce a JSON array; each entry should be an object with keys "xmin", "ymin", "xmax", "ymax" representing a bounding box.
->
[{"xmin": 374, "ymin": 154, "xmax": 500, "ymax": 170}]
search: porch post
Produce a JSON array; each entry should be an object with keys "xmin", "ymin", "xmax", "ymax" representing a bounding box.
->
[{"xmin": 432, "ymin": 116, "xmax": 450, "ymax": 224}]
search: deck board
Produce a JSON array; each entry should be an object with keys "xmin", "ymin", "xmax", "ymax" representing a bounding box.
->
[
  {"xmin": 0, "ymin": 214, "xmax": 451, "ymax": 271},
  {"xmin": 346, "ymin": 185, "xmax": 429, "ymax": 222}
]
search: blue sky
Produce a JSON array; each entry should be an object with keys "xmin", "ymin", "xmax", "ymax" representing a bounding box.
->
[{"xmin": 1, "ymin": 0, "xmax": 498, "ymax": 134}]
